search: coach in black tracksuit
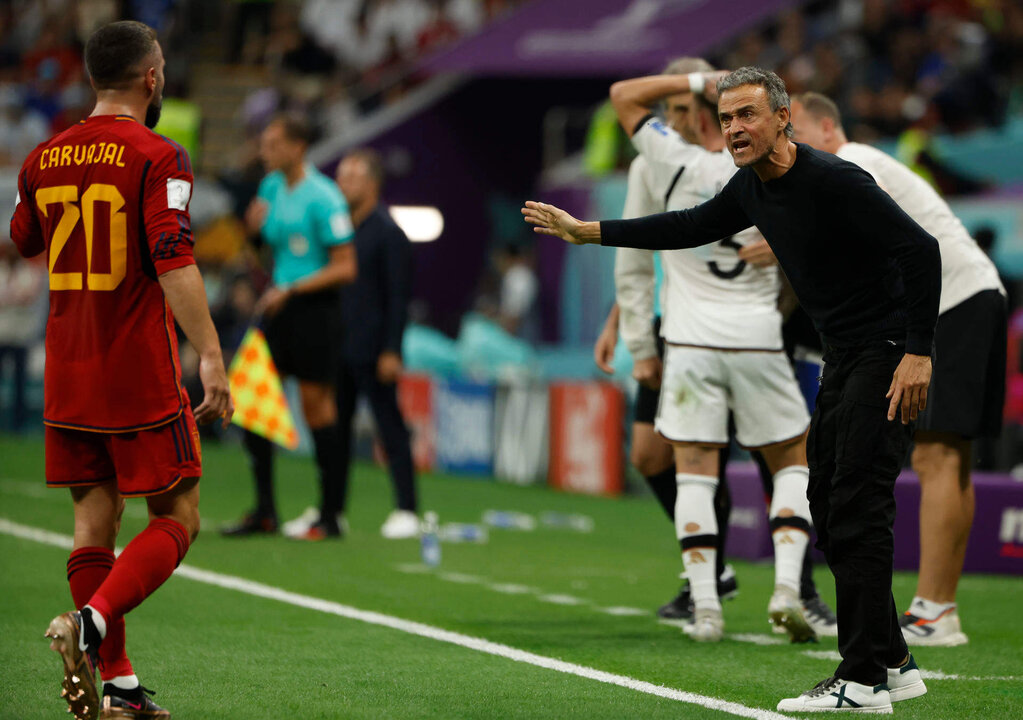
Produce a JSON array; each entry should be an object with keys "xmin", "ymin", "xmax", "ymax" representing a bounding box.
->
[
  {"xmin": 329, "ymin": 149, "xmax": 417, "ymax": 531},
  {"xmin": 523, "ymin": 67, "xmax": 940, "ymax": 710}
]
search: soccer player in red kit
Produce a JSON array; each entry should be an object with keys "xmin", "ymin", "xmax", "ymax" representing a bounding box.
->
[{"xmin": 10, "ymin": 21, "xmax": 233, "ymax": 720}]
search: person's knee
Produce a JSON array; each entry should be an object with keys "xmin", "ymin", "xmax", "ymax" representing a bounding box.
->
[
  {"xmin": 911, "ymin": 439, "xmax": 962, "ymax": 482},
  {"xmin": 631, "ymin": 444, "xmax": 669, "ymax": 477}
]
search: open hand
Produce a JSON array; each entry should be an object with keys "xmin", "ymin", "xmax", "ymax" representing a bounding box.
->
[
  {"xmin": 255, "ymin": 286, "xmax": 291, "ymax": 318},
  {"xmin": 521, "ymin": 201, "xmax": 596, "ymax": 245},
  {"xmin": 593, "ymin": 322, "xmax": 617, "ymax": 375},
  {"xmin": 886, "ymin": 353, "xmax": 932, "ymax": 424}
]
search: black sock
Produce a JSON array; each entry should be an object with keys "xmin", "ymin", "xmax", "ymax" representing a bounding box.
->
[
  {"xmin": 714, "ymin": 449, "xmax": 732, "ymax": 580},
  {"xmin": 243, "ymin": 431, "xmax": 276, "ymax": 518},
  {"xmin": 800, "ymin": 539, "xmax": 818, "ymax": 600},
  {"xmin": 312, "ymin": 424, "xmax": 342, "ymax": 529},
  {"xmin": 645, "ymin": 466, "xmax": 677, "ymax": 521}
]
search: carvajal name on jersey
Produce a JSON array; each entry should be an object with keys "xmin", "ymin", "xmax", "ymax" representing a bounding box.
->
[{"xmin": 39, "ymin": 143, "xmax": 127, "ymax": 170}]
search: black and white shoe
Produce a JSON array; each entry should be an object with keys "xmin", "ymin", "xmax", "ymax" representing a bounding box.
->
[
  {"xmin": 656, "ymin": 566, "xmax": 739, "ymax": 620},
  {"xmin": 887, "ymin": 654, "xmax": 928, "ymax": 702},
  {"xmin": 899, "ymin": 606, "xmax": 968, "ymax": 646},
  {"xmin": 45, "ymin": 609, "xmax": 102, "ymax": 720},
  {"xmin": 777, "ymin": 676, "xmax": 893, "ymax": 714},
  {"xmin": 802, "ymin": 594, "xmax": 839, "ymax": 637},
  {"xmin": 101, "ymin": 684, "xmax": 171, "ymax": 718}
]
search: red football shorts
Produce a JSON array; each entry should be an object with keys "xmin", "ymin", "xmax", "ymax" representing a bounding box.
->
[{"xmin": 45, "ymin": 409, "xmax": 202, "ymax": 497}]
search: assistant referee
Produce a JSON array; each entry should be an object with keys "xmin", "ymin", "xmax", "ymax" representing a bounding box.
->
[
  {"xmin": 222, "ymin": 114, "xmax": 357, "ymax": 539},
  {"xmin": 523, "ymin": 67, "xmax": 939, "ymax": 713}
]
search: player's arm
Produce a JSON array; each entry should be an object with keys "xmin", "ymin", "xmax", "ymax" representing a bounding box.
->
[
  {"xmin": 144, "ymin": 145, "xmax": 232, "ymax": 426},
  {"xmin": 613, "ymin": 158, "xmax": 660, "ymax": 382},
  {"xmin": 10, "ymin": 166, "xmax": 45, "ymax": 258},
  {"xmin": 609, "ymin": 71, "xmax": 727, "ymax": 137},
  {"xmin": 159, "ymin": 265, "xmax": 233, "ymax": 426},
  {"xmin": 523, "ymin": 179, "xmax": 752, "ymax": 250}
]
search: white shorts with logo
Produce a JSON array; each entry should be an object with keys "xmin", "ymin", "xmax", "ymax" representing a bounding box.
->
[{"xmin": 655, "ymin": 344, "xmax": 811, "ymax": 449}]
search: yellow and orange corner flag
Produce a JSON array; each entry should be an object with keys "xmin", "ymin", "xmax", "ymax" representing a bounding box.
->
[{"xmin": 228, "ymin": 327, "xmax": 300, "ymax": 449}]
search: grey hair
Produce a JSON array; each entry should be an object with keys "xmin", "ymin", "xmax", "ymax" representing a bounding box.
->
[
  {"xmin": 716, "ymin": 66, "xmax": 794, "ymax": 138},
  {"xmin": 661, "ymin": 56, "xmax": 715, "ymax": 76}
]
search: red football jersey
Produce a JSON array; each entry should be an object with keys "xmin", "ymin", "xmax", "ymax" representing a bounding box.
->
[{"xmin": 10, "ymin": 114, "xmax": 196, "ymax": 432}]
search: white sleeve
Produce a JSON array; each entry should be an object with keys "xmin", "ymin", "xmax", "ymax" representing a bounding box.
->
[
  {"xmin": 630, "ymin": 115, "xmax": 703, "ymax": 202},
  {"xmin": 615, "ymin": 157, "xmax": 660, "ymax": 361}
]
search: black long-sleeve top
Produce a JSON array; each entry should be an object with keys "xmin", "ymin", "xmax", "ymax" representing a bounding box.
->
[
  {"xmin": 340, "ymin": 205, "xmax": 412, "ymax": 363},
  {"xmin": 601, "ymin": 143, "xmax": 941, "ymax": 356}
]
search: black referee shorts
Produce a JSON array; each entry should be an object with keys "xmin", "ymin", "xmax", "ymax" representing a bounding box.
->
[
  {"xmin": 264, "ymin": 289, "xmax": 342, "ymax": 384},
  {"xmin": 633, "ymin": 317, "xmax": 664, "ymax": 425},
  {"xmin": 917, "ymin": 289, "xmax": 1007, "ymax": 439}
]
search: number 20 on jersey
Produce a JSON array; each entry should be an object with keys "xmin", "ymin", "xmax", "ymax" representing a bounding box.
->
[{"xmin": 36, "ymin": 183, "xmax": 127, "ymax": 291}]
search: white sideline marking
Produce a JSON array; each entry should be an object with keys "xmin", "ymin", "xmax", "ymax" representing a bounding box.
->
[
  {"xmin": 488, "ymin": 583, "xmax": 535, "ymax": 595},
  {"xmin": 730, "ymin": 634, "xmax": 787, "ymax": 646},
  {"xmin": 0, "ymin": 480, "xmax": 150, "ymax": 519},
  {"xmin": 438, "ymin": 572, "xmax": 484, "ymax": 584},
  {"xmin": 1, "ymin": 518, "xmax": 792, "ymax": 720},
  {"xmin": 537, "ymin": 593, "xmax": 587, "ymax": 606},
  {"xmin": 598, "ymin": 606, "xmax": 650, "ymax": 617},
  {"xmin": 801, "ymin": 650, "xmax": 1021, "ymax": 682}
]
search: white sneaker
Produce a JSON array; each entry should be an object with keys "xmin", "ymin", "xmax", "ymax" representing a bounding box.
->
[
  {"xmin": 282, "ymin": 507, "xmax": 320, "ymax": 538},
  {"xmin": 381, "ymin": 510, "xmax": 420, "ymax": 539},
  {"xmin": 803, "ymin": 594, "xmax": 839, "ymax": 637},
  {"xmin": 283, "ymin": 507, "xmax": 348, "ymax": 538},
  {"xmin": 768, "ymin": 585, "xmax": 817, "ymax": 643},
  {"xmin": 887, "ymin": 654, "xmax": 927, "ymax": 702},
  {"xmin": 900, "ymin": 606, "xmax": 969, "ymax": 646},
  {"xmin": 778, "ymin": 677, "xmax": 893, "ymax": 714},
  {"xmin": 688, "ymin": 607, "xmax": 724, "ymax": 643}
]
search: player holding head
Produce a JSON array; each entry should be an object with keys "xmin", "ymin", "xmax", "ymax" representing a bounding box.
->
[
  {"xmin": 10, "ymin": 20, "xmax": 233, "ymax": 720},
  {"xmin": 791, "ymin": 92, "xmax": 1006, "ymax": 647},
  {"xmin": 605, "ymin": 63, "xmax": 816, "ymax": 644}
]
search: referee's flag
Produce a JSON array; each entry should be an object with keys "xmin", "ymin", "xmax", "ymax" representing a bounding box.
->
[{"xmin": 228, "ymin": 327, "xmax": 300, "ymax": 449}]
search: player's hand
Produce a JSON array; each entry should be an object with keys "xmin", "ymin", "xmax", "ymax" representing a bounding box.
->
[
  {"xmin": 699, "ymin": 70, "xmax": 731, "ymax": 103},
  {"xmin": 245, "ymin": 199, "xmax": 269, "ymax": 235},
  {"xmin": 377, "ymin": 350, "xmax": 403, "ymax": 385},
  {"xmin": 255, "ymin": 286, "xmax": 291, "ymax": 317},
  {"xmin": 195, "ymin": 353, "xmax": 233, "ymax": 428},
  {"xmin": 593, "ymin": 322, "xmax": 617, "ymax": 375},
  {"xmin": 521, "ymin": 201, "xmax": 596, "ymax": 245},
  {"xmin": 633, "ymin": 356, "xmax": 662, "ymax": 390},
  {"xmin": 737, "ymin": 238, "xmax": 778, "ymax": 267},
  {"xmin": 886, "ymin": 353, "xmax": 931, "ymax": 424}
]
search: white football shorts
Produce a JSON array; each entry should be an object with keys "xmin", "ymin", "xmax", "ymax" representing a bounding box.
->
[{"xmin": 655, "ymin": 344, "xmax": 810, "ymax": 448}]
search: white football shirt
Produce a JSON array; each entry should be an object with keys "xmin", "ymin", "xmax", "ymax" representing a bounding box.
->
[
  {"xmin": 836, "ymin": 142, "xmax": 1004, "ymax": 314},
  {"xmin": 631, "ymin": 116, "xmax": 783, "ymax": 350}
]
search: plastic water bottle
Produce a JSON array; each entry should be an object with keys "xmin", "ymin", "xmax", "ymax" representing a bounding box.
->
[
  {"xmin": 482, "ymin": 510, "xmax": 536, "ymax": 531},
  {"xmin": 438, "ymin": 523, "xmax": 489, "ymax": 543},
  {"xmin": 421, "ymin": 512, "xmax": 441, "ymax": 566}
]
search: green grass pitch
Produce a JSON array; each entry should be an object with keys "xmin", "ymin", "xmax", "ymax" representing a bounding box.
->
[{"xmin": 1, "ymin": 434, "xmax": 1020, "ymax": 719}]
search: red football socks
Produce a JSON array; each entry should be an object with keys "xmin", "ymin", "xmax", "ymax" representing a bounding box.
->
[
  {"xmin": 87, "ymin": 518, "xmax": 190, "ymax": 633},
  {"xmin": 67, "ymin": 547, "xmax": 133, "ymax": 680}
]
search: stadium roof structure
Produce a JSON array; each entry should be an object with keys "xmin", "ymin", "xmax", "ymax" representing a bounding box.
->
[{"xmin": 417, "ymin": 0, "xmax": 793, "ymax": 77}]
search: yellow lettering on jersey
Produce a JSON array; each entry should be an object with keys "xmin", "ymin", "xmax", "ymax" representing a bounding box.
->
[
  {"xmin": 101, "ymin": 143, "xmax": 118, "ymax": 165},
  {"xmin": 94, "ymin": 143, "xmax": 106, "ymax": 164},
  {"xmin": 73, "ymin": 145, "xmax": 87, "ymax": 165},
  {"xmin": 85, "ymin": 144, "xmax": 97, "ymax": 165},
  {"xmin": 61, "ymin": 145, "xmax": 72, "ymax": 167},
  {"xmin": 38, "ymin": 149, "xmax": 48, "ymax": 170},
  {"xmin": 114, "ymin": 145, "xmax": 125, "ymax": 168}
]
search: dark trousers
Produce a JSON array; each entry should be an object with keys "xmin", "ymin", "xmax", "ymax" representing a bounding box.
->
[
  {"xmin": 808, "ymin": 342, "xmax": 912, "ymax": 685},
  {"xmin": 0, "ymin": 345, "xmax": 28, "ymax": 432},
  {"xmin": 335, "ymin": 360, "xmax": 416, "ymax": 513}
]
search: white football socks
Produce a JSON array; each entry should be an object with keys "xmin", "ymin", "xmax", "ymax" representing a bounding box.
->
[
  {"xmin": 105, "ymin": 674, "xmax": 140, "ymax": 691},
  {"xmin": 675, "ymin": 473, "xmax": 720, "ymax": 611},
  {"xmin": 911, "ymin": 596, "xmax": 955, "ymax": 620},
  {"xmin": 769, "ymin": 465, "xmax": 811, "ymax": 594}
]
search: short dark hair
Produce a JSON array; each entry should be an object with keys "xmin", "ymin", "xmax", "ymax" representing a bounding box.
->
[
  {"xmin": 794, "ymin": 91, "xmax": 844, "ymax": 131},
  {"xmin": 268, "ymin": 113, "xmax": 313, "ymax": 145},
  {"xmin": 85, "ymin": 21, "xmax": 158, "ymax": 90},
  {"xmin": 717, "ymin": 66, "xmax": 794, "ymax": 138},
  {"xmin": 345, "ymin": 147, "xmax": 385, "ymax": 188}
]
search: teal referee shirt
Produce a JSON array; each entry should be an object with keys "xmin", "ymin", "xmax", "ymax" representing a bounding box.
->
[{"xmin": 257, "ymin": 164, "xmax": 354, "ymax": 286}]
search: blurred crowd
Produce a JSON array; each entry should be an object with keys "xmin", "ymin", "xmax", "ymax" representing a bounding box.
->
[{"xmin": 718, "ymin": 0, "xmax": 1023, "ymax": 143}]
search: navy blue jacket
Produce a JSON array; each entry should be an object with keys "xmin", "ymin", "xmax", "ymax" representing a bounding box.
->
[{"xmin": 340, "ymin": 205, "xmax": 412, "ymax": 363}]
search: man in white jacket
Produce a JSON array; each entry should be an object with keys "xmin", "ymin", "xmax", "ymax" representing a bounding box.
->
[{"xmin": 790, "ymin": 92, "xmax": 1007, "ymax": 647}]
